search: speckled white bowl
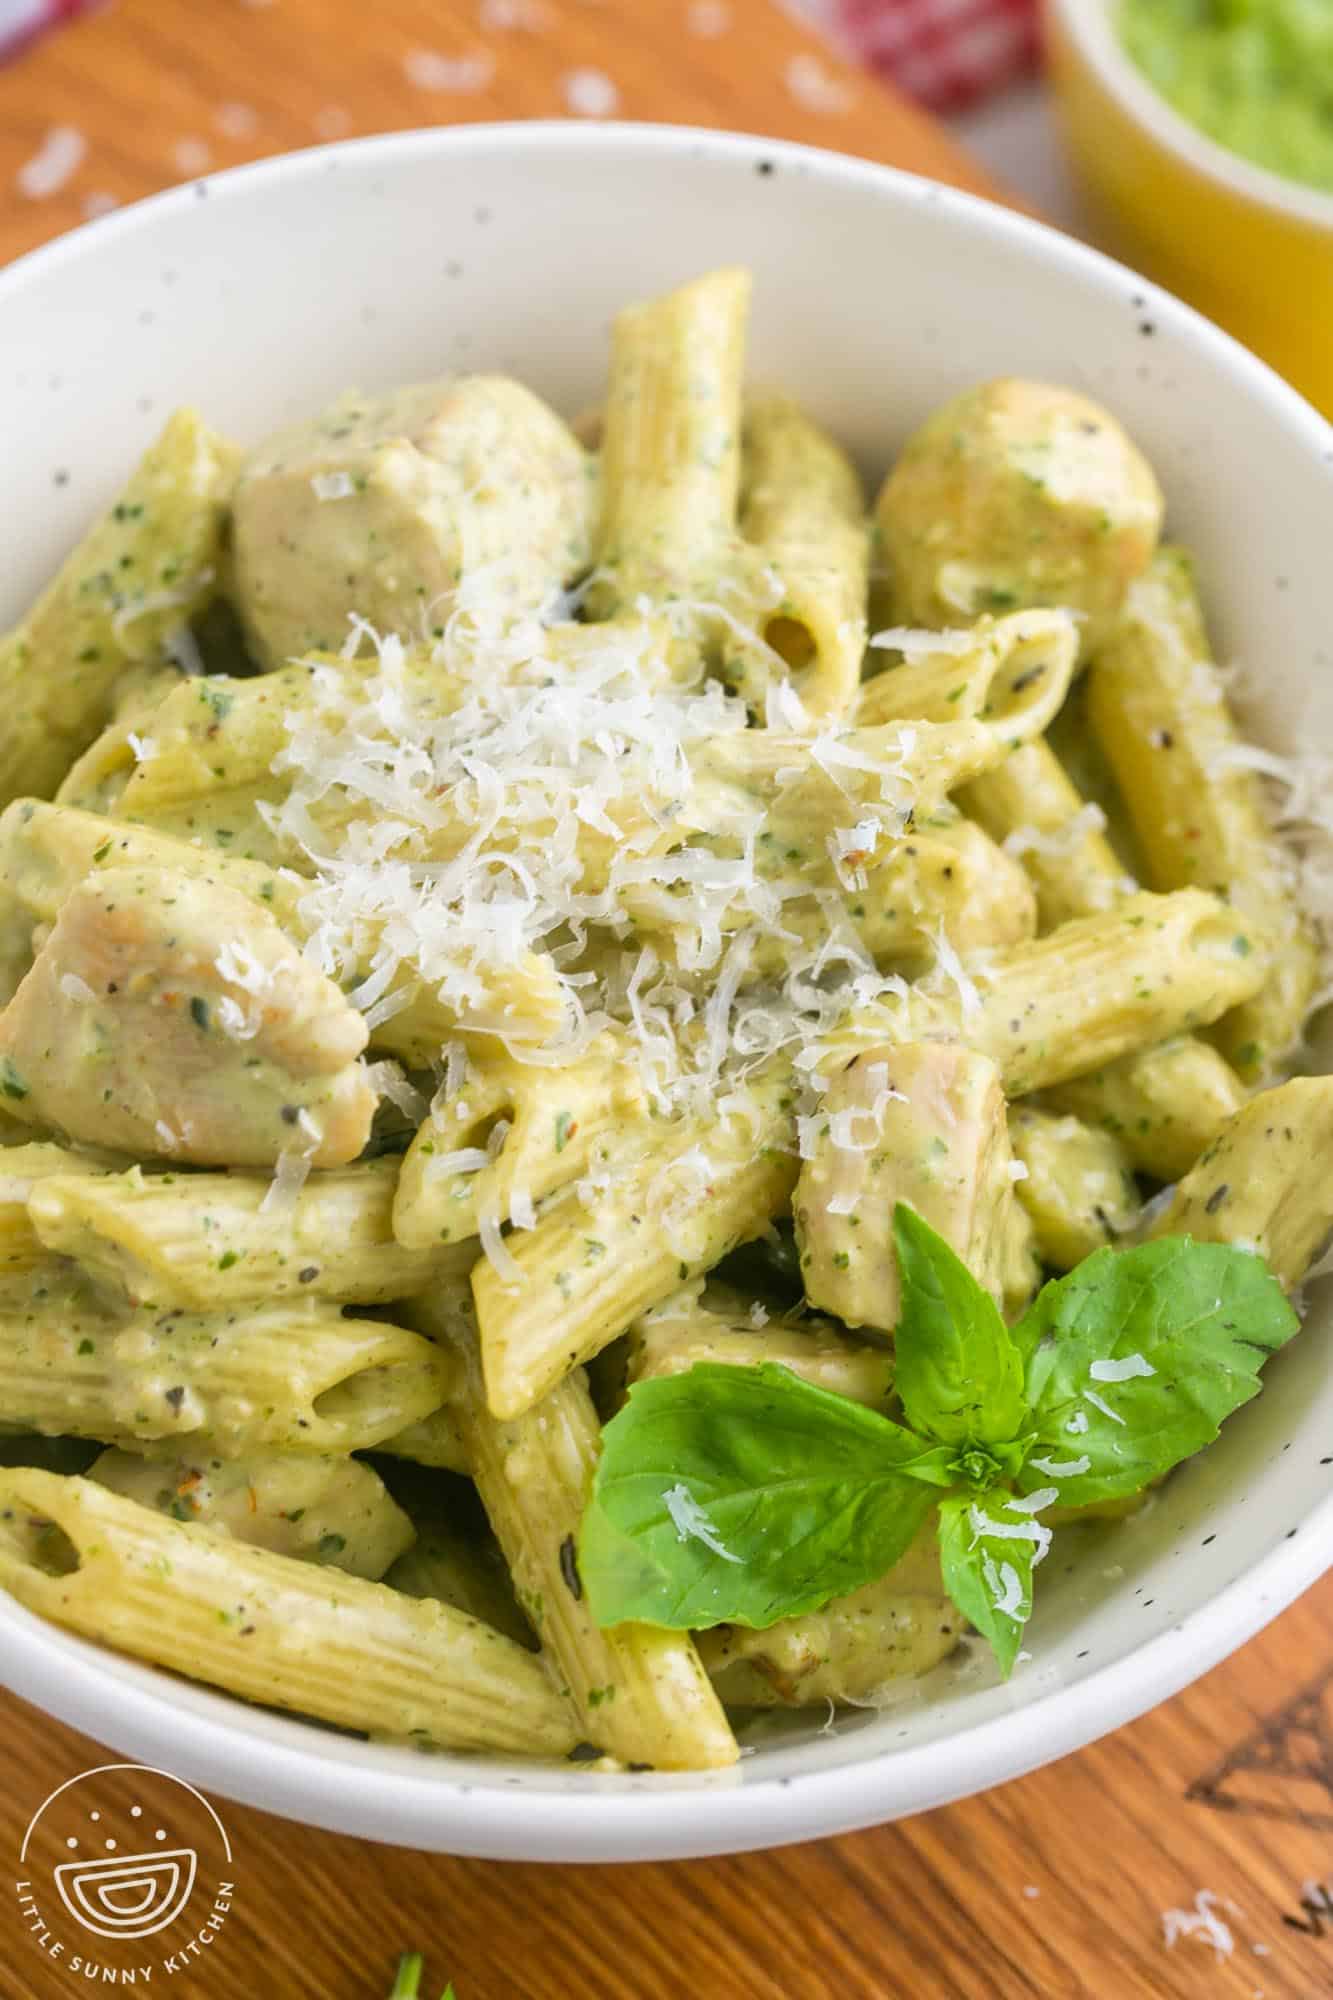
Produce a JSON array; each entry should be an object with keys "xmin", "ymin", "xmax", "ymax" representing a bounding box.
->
[{"xmin": 1, "ymin": 123, "xmax": 1331, "ymax": 1862}]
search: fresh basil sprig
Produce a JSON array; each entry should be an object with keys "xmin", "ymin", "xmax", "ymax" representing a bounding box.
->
[{"xmin": 579, "ymin": 1206, "xmax": 1298, "ymax": 1676}]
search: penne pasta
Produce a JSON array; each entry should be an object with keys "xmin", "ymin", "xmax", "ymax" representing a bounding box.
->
[
  {"xmin": 472, "ymin": 1074, "xmax": 798, "ymax": 1420},
  {"xmin": 591, "ymin": 267, "xmax": 750, "ymax": 626},
  {"xmin": 729, "ymin": 393, "xmax": 869, "ymax": 719},
  {"xmin": 1008, "ymin": 1106, "xmax": 1139, "ymax": 1269},
  {"xmin": 448, "ymin": 1332, "xmax": 737, "ymax": 1770},
  {"xmin": 827, "ymin": 888, "xmax": 1267, "ymax": 1097},
  {"xmin": 0, "ymin": 411, "xmax": 239, "ymax": 810},
  {"xmin": 0, "ymin": 1278, "xmax": 449, "ymax": 1455},
  {"xmin": 1089, "ymin": 547, "xmax": 1319, "ymax": 1079},
  {"xmin": 1046, "ymin": 1033, "xmax": 1248, "ymax": 1181},
  {"xmin": 0, "ymin": 1468, "xmax": 575, "ymax": 1755},
  {"xmin": 857, "ymin": 607, "xmax": 1079, "ymax": 744},
  {"xmin": 394, "ymin": 1035, "xmax": 647, "ymax": 1250},
  {"xmin": 29, "ymin": 1158, "xmax": 458, "ymax": 1309}
]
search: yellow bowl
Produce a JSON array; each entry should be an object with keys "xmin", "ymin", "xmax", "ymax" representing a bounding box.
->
[{"xmin": 1043, "ymin": 0, "xmax": 1333, "ymax": 417}]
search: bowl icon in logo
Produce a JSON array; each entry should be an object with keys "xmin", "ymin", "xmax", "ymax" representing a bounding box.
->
[{"xmin": 54, "ymin": 1847, "xmax": 198, "ymax": 1940}]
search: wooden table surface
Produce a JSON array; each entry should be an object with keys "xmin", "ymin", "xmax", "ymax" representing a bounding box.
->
[{"xmin": 2, "ymin": 4, "xmax": 1332, "ymax": 1997}]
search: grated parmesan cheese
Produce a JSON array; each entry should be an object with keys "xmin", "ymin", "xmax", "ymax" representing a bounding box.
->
[
  {"xmin": 783, "ymin": 52, "xmax": 854, "ymax": 115},
  {"xmin": 561, "ymin": 67, "xmax": 620, "ymax": 117},
  {"xmin": 663, "ymin": 1482, "xmax": 742, "ymax": 1563},
  {"xmin": 1090, "ymin": 1353, "xmax": 1155, "ymax": 1382},
  {"xmin": 260, "ymin": 1146, "xmax": 313, "ymax": 1217},
  {"xmin": 1162, "ymin": 1890, "xmax": 1237, "ymax": 1961},
  {"xmin": 17, "ymin": 126, "xmax": 86, "ymax": 200},
  {"xmin": 403, "ymin": 48, "xmax": 497, "ymax": 92},
  {"xmin": 687, "ymin": 0, "xmax": 731, "ymax": 33},
  {"xmin": 1029, "ymin": 1452, "xmax": 1091, "ymax": 1478},
  {"xmin": 478, "ymin": 1209, "xmax": 523, "ymax": 1288},
  {"xmin": 311, "ymin": 471, "xmax": 355, "ymax": 501}
]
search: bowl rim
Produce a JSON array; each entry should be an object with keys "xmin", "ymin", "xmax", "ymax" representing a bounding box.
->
[
  {"xmin": 0, "ymin": 117, "xmax": 1331, "ymax": 1860},
  {"xmin": 1045, "ymin": 0, "xmax": 1333, "ymax": 233}
]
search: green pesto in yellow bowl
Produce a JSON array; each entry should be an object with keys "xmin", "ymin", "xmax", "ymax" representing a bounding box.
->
[{"xmin": 1118, "ymin": 0, "xmax": 1333, "ymax": 194}]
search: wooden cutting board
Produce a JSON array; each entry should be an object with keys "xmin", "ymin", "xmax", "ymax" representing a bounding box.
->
[{"xmin": 2, "ymin": 5, "xmax": 1332, "ymax": 1996}]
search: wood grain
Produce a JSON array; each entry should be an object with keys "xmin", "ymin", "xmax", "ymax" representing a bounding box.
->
[
  {"xmin": 1, "ymin": 4, "xmax": 1331, "ymax": 1997},
  {"xmin": 0, "ymin": 0, "xmax": 1006, "ymax": 270},
  {"xmin": 6, "ymin": 1579, "xmax": 1333, "ymax": 1996}
]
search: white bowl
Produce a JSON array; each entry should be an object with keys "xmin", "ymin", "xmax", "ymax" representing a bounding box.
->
[{"xmin": 2, "ymin": 123, "xmax": 1331, "ymax": 1863}]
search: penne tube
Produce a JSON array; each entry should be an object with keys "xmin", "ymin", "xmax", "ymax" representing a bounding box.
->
[
  {"xmin": 696, "ymin": 714, "xmax": 1025, "ymax": 840},
  {"xmin": 90, "ymin": 1445, "xmax": 415, "ymax": 1581},
  {"xmin": 394, "ymin": 1036, "xmax": 648, "ymax": 1250},
  {"xmin": 0, "ymin": 1144, "xmax": 111, "ymax": 1281},
  {"xmin": 730, "ymin": 393, "xmax": 869, "ymax": 719},
  {"xmin": 958, "ymin": 711, "xmax": 1250, "ymax": 1179},
  {"xmin": 375, "ymin": 1406, "xmax": 470, "ymax": 1477},
  {"xmin": 0, "ymin": 1282, "xmax": 450, "ymax": 1455},
  {"xmin": 1045, "ymin": 1034, "xmax": 1248, "ymax": 1180},
  {"xmin": 856, "ymin": 607, "xmax": 1079, "ymax": 744},
  {"xmin": 0, "ymin": 1468, "xmax": 576, "ymax": 1756},
  {"xmin": 0, "ymin": 411, "xmax": 239, "ymax": 810},
  {"xmin": 386, "ymin": 1511, "xmax": 535, "ymax": 1651},
  {"xmin": 699, "ymin": 1526, "xmax": 964, "ymax": 1706},
  {"xmin": 29, "ymin": 1159, "xmax": 456, "ymax": 1309},
  {"xmin": 591, "ymin": 267, "xmax": 750, "ymax": 621},
  {"xmin": 1008, "ymin": 1106, "xmax": 1139, "ymax": 1269},
  {"xmin": 1147, "ymin": 1076, "xmax": 1333, "ymax": 1290},
  {"xmin": 449, "ymin": 1334, "xmax": 738, "ymax": 1769},
  {"xmin": 472, "ymin": 1074, "xmax": 798, "ymax": 1420},
  {"xmin": 1089, "ymin": 548, "xmax": 1318, "ymax": 1079},
  {"xmin": 960, "ymin": 736, "xmax": 1131, "ymax": 928},
  {"xmin": 826, "ymin": 889, "xmax": 1268, "ymax": 1097},
  {"xmin": 627, "ymin": 1282, "xmax": 893, "ymax": 1407}
]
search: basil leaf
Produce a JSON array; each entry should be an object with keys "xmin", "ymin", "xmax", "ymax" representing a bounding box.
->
[
  {"xmin": 579, "ymin": 1362, "xmax": 953, "ymax": 1631},
  {"xmin": 1016, "ymin": 1237, "xmax": 1299, "ymax": 1507},
  {"xmin": 892, "ymin": 1204, "xmax": 1027, "ymax": 1446},
  {"xmin": 937, "ymin": 1490, "xmax": 1039, "ymax": 1678}
]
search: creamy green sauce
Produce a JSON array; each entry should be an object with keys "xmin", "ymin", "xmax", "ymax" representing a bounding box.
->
[{"xmin": 1118, "ymin": 0, "xmax": 1333, "ymax": 194}]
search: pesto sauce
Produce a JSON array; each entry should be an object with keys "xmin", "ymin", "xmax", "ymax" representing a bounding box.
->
[{"xmin": 1118, "ymin": 0, "xmax": 1333, "ymax": 194}]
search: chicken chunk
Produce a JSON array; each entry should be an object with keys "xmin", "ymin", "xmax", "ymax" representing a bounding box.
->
[
  {"xmin": 90, "ymin": 1448, "xmax": 413, "ymax": 1581},
  {"xmin": 876, "ymin": 380, "xmax": 1163, "ymax": 651},
  {"xmin": 231, "ymin": 376, "xmax": 593, "ymax": 664},
  {"xmin": 795, "ymin": 1041, "xmax": 1016, "ymax": 1330},
  {"xmin": 700, "ymin": 1525, "xmax": 965, "ymax": 1705},
  {"xmin": 0, "ymin": 866, "xmax": 374, "ymax": 1166}
]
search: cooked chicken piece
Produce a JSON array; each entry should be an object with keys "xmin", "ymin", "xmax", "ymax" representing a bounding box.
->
[
  {"xmin": 231, "ymin": 376, "xmax": 593, "ymax": 664},
  {"xmin": 877, "ymin": 379, "xmax": 1163, "ymax": 653},
  {"xmin": 0, "ymin": 866, "xmax": 374, "ymax": 1166},
  {"xmin": 701, "ymin": 1525, "xmax": 965, "ymax": 1705},
  {"xmin": 795, "ymin": 1041, "xmax": 1016, "ymax": 1331}
]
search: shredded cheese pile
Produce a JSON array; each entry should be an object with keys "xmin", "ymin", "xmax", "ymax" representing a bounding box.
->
[{"xmin": 265, "ymin": 604, "xmax": 916, "ymax": 1124}]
